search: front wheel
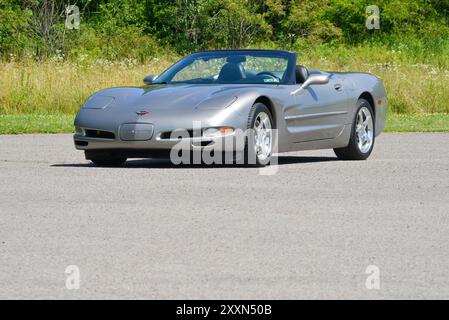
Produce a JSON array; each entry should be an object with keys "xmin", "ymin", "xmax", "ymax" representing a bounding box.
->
[
  {"xmin": 334, "ymin": 99, "xmax": 375, "ymax": 160},
  {"xmin": 244, "ymin": 103, "xmax": 273, "ymax": 167},
  {"xmin": 91, "ymin": 158, "xmax": 127, "ymax": 167},
  {"xmin": 85, "ymin": 151, "xmax": 127, "ymax": 167}
]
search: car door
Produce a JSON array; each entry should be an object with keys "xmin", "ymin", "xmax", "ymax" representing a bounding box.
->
[{"xmin": 284, "ymin": 73, "xmax": 350, "ymax": 143}]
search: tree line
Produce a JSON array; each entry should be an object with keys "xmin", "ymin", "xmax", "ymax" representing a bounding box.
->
[{"xmin": 0, "ymin": 0, "xmax": 448, "ymax": 61}]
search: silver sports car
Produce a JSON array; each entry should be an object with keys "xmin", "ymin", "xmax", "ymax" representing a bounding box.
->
[{"xmin": 74, "ymin": 49, "xmax": 387, "ymax": 166}]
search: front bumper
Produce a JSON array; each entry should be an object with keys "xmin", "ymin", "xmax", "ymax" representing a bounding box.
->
[
  {"xmin": 73, "ymin": 128, "xmax": 245, "ymax": 153},
  {"xmin": 73, "ymin": 102, "xmax": 249, "ymax": 155}
]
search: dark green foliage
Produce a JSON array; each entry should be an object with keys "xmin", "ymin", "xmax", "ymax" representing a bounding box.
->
[
  {"xmin": 0, "ymin": 0, "xmax": 448, "ymax": 60},
  {"xmin": 0, "ymin": 0, "xmax": 33, "ymax": 56}
]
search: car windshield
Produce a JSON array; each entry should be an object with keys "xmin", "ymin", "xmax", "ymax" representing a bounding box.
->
[{"xmin": 154, "ymin": 51, "xmax": 291, "ymax": 85}]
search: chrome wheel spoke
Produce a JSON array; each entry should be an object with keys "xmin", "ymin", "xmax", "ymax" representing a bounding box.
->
[
  {"xmin": 259, "ymin": 139, "xmax": 266, "ymax": 155},
  {"xmin": 363, "ymin": 115, "xmax": 371, "ymax": 127},
  {"xmin": 358, "ymin": 112, "xmax": 364, "ymax": 126},
  {"xmin": 355, "ymin": 106, "xmax": 373, "ymax": 154}
]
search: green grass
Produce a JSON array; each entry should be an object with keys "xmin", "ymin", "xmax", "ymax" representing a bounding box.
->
[
  {"xmin": 0, "ymin": 114, "xmax": 75, "ymax": 134},
  {"xmin": 1, "ymin": 113, "xmax": 448, "ymax": 135},
  {"xmin": 385, "ymin": 113, "xmax": 449, "ymax": 132}
]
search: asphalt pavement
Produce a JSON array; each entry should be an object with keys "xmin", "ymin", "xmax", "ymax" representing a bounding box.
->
[{"xmin": 0, "ymin": 133, "xmax": 448, "ymax": 299}]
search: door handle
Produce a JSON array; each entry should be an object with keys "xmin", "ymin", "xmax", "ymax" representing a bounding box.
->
[{"xmin": 334, "ymin": 84, "xmax": 343, "ymax": 91}]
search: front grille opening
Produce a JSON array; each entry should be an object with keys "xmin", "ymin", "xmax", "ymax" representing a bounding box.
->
[
  {"xmin": 201, "ymin": 141, "xmax": 213, "ymax": 147},
  {"xmin": 160, "ymin": 129, "xmax": 197, "ymax": 139},
  {"xmin": 75, "ymin": 140, "xmax": 88, "ymax": 147},
  {"xmin": 192, "ymin": 140, "xmax": 214, "ymax": 147},
  {"xmin": 85, "ymin": 129, "xmax": 115, "ymax": 139}
]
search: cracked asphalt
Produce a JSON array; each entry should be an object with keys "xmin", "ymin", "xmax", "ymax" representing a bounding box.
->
[{"xmin": 0, "ymin": 133, "xmax": 448, "ymax": 299}]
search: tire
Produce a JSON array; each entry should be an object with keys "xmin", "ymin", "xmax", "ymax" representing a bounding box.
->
[
  {"xmin": 244, "ymin": 102, "xmax": 274, "ymax": 167},
  {"xmin": 334, "ymin": 98, "xmax": 375, "ymax": 161},
  {"xmin": 85, "ymin": 151, "xmax": 127, "ymax": 167},
  {"xmin": 91, "ymin": 158, "xmax": 127, "ymax": 167}
]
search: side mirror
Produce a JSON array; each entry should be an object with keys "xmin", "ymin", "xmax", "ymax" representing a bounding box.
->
[
  {"xmin": 290, "ymin": 74, "xmax": 330, "ymax": 96},
  {"xmin": 143, "ymin": 74, "xmax": 157, "ymax": 85}
]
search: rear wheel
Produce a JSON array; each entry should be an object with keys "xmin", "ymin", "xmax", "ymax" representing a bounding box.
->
[{"xmin": 334, "ymin": 99, "xmax": 375, "ymax": 160}]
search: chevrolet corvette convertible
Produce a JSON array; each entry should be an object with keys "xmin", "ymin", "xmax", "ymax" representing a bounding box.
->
[{"xmin": 74, "ymin": 49, "xmax": 387, "ymax": 166}]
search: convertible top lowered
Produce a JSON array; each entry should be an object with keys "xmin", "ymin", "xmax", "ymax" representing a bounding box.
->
[{"xmin": 74, "ymin": 49, "xmax": 387, "ymax": 166}]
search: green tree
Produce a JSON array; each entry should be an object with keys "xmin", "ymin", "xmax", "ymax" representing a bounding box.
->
[
  {"xmin": 282, "ymin": 0, "xmax": 342, "ymax": 45},
  {"xmin": 0, "ymin": 0, "xmax": 32, "ymax": 57}
]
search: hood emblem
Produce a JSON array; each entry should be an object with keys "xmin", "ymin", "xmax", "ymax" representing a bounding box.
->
[{"xmin": 136, "ymin": 110, "xmax": 151, "ymax": 116}]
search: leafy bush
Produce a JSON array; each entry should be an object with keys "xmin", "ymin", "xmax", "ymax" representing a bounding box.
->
[
  {"xmin": 0, "ymin": 0, "xmax": 448, "ymax": 61},
  {"xmin": 0, "ymin": 0, "xmax": 32, "ymax": 57}
]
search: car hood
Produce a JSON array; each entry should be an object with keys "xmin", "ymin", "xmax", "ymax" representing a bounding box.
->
[{"xmin": 85, "ymin": 84, "xmax": 258, "ymax": 112}]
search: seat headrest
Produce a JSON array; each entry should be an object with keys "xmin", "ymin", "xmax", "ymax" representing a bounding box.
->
[
  {"xmin": 218, "ymin": 63, "xmax": 246, "ymax": 82},
  {"xmin": 295, "ymin": 65, "xmax": 309, "ymax": 84}
]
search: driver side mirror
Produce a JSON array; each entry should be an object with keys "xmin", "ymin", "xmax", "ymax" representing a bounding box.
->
[
  {"xmin": 290, "ymin": 74, "xmax": 330, "ymax": 96},
  {"xmin": 143, "ymin": 74, "xmax": 157, "ymax": 85}
]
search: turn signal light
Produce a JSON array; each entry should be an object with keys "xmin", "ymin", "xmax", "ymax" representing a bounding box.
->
[
  {"xmin": 220, "ymin": 127, "xmax": 234, "ymax": 134},
  {"xmin": 203, "ymin": 127, "xmax": 234, "ymax": 138}
]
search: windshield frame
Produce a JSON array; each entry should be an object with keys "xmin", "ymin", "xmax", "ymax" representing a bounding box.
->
[{"xmin": 153, "ymin": 50, "xmax": 297, "ymax": 86}]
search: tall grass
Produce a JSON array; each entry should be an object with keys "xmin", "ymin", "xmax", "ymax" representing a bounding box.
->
[
  {"xmin": 1, "ymin": 45, "xmax": 448, "ymax": 114},
  {"xmin": 0, "ymin": 58, "xmax": 175, "ymax": 114}
]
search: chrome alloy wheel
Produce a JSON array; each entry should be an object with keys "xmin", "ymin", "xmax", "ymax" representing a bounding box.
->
[
  {"xmin": 355, "ymin": 106, "xmax": 374, "ymax": 154},
  {"xmin": 253, "ymin": 112, "xmax": 272, "ymax": 161}
]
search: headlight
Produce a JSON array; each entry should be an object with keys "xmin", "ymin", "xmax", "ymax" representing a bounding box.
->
[
  {"xmin": 202, "ymin": 127, "xmax": 234, "ymax": 138},
  {"xmin": 195, "ymin": 96, "xmax": 238, "ymax": 110},
  {"xmin": 82, "ymin": 95, "xmax": 115, "ymax": 109}
]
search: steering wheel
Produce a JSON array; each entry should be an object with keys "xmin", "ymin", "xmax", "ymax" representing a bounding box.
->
[{"xmin": 256, "ymin": 71, "xmax": 280, "ymax": 82}]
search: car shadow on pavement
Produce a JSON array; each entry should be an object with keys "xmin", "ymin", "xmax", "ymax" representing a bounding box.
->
[{"xmin": 51, "ymin": 155, "xmax": 338, "ymax": 169}]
